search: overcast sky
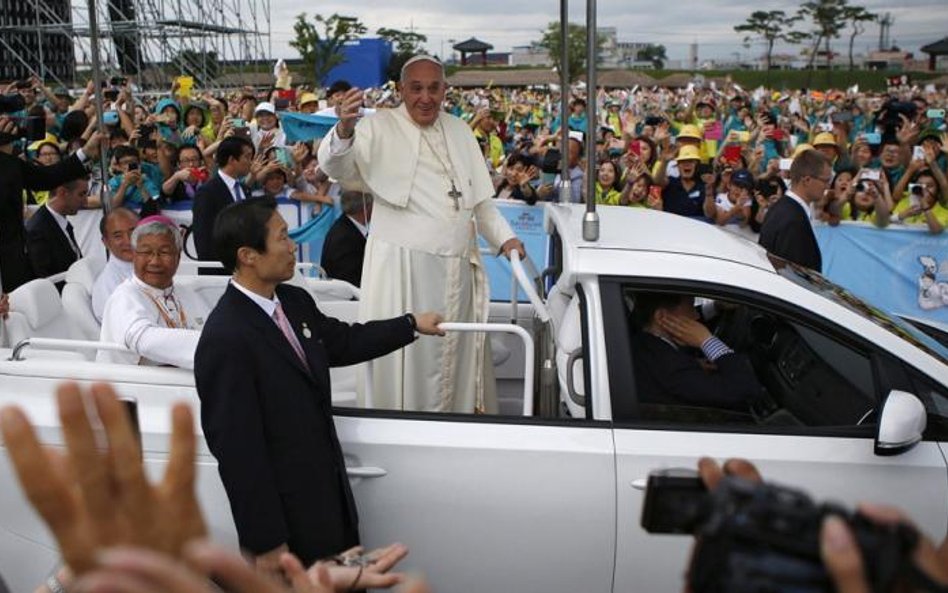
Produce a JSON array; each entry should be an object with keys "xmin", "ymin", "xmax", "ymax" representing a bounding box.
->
[{"xmin": 266, "ymin": 0, "xmax": 948, "ymax": 64}]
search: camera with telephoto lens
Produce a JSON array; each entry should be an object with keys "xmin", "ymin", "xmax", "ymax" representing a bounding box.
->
[{"xmin": 641, "ymin": 470, "xmax": 921, "ymax": 593}]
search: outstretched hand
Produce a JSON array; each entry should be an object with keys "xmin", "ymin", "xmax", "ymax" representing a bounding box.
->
[
  {"xmin": 0, "ymin": 382, "xmax": 206, "ymax": 575},
  {"xmin": 335, "ymin": 88, "xmax": 365, "ymax": 140}
]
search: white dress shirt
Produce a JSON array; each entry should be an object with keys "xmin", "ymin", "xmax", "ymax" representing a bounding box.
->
[
  {"xmin": 784, "ymin": 189, "xmax": 816, "ymax": 231},
  {"xmin": 45, "ymin": 205, "xmax": 81, "ymax": 255},
  {"xmin": 217, "ymin": 170, "xmax": 246, "ymax": 202},
  {"xmin": 91, "ymin": 256, "xmax": 134, "ymax": 322}
]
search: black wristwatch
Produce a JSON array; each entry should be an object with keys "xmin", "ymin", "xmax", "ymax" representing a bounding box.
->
[{"xmin": 406, "ymin": 313, "xmax": 417, "ymax": 333}]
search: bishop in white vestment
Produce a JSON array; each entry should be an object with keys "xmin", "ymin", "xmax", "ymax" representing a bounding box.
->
[
  {"xmin": 98, "ymin": 217, "xmax": 209, "ymax": 369},
  {"xmin": 318, "ymin": 56, "xmax": 523, "ymax": 413}
]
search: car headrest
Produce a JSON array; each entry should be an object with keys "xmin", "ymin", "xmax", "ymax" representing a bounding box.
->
[{"xmin": 10, "ymin": 278, "xmax": 62, "ymax": 328}]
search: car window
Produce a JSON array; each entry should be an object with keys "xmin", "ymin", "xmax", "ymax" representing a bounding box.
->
[{"xmin": 606, "ymin": 282, "xmax": 881, "ymax": 433}]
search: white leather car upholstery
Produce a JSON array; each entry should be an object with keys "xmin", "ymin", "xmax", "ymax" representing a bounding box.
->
[{"xmin": 62, "ymin": 257, "xmax": 106, "ymax": 341}]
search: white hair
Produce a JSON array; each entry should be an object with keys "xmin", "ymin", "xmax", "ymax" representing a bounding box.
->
[
  {"xmin": 399, "ymin": 54, "xmax": 445, "ymax": 83},
  {"xmin": 131, "ymin": 220, "xmax": 183, "ymax": 252}
]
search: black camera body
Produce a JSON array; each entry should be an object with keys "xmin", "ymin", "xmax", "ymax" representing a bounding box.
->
[
  {"xmin": 0, "ymin": 93, "xmax": 45, "ymax": 145},
  {"xmin": 641, "ymin": 471, "xmax": 919, "ymax": 593}
]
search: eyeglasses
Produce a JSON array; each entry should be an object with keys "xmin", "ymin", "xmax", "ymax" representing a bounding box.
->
[
  {"xmin": 811, "ymin": 174, "xmax": 833, "ymax": 186},
  {"xmin": 134, "ymin": 249, "xmax": 176, "ymax": 260},
  {"xmin": 179, "ymin": 157, "xmax": 202, "ymax": 165}
]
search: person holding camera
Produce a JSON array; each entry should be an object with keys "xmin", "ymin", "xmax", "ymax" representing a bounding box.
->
[
  {"xmin": 0, "ymin": 115, "xmax": 104, "ymax": 292},
  {"xmin": 108, "ymin": 145, "xmax": 161, "ymax": 215},
  {"xmin": 686, "ymin": 458, "xmax": 948, "ymax": 593},
  {"xmin": 892, "ymin": 170, "xmax": 948, "ymax": 235}
]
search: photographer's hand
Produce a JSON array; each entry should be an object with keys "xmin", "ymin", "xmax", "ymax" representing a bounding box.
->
[{"xmin": 821, "ymin": 504, "xmax": 948, "ymax": 593}]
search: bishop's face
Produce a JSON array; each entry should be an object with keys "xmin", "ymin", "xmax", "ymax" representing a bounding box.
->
[
  {"xmin": 399, "ymin": 61, "xmax": 446, "ymax": 127},
  {"xmin": 133, "ymin": 232, "xmax": 180, "ymax": 290}
]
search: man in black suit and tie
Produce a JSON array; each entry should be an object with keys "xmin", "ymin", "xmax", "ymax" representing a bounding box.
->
[
  {"xmin": 195, "ymin": 200, "xmax": 443, "ymax": 574},
  {"xmin": 25, "ymin": 177, "xmax": 89, "ymax": 289},
  {"xmin": 191, "ymin": 136, "xmax": 255, "ymax": 264},
  {"xmin": 758, "ymin": 149, "xmax": 831, "ymax": 272},
  {"xmin": 631, "ymin": 292, "xmax": 762, "ymax": 410},
  {"xmin": 0, "ymin": 116, "xmax": 103, "ymax": 292},
  {"xmin": 321, "ymin": 190, "xmax": 371, "ymax": 287}
]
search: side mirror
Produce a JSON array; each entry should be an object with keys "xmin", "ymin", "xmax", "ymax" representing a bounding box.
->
[{"xmin": 874, "ymin": 390, "xmax": 927, "ymax": 456}]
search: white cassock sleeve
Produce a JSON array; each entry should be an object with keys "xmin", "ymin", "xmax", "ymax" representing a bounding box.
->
[
  {"xmin": 474, "ymin": 199, "xmax": 516, "ymax": 253},
  {"xmin": 317, "ymin": 125, "xmax": 360, "ymax": 184},
  {"xmin": 125, "ymin": 321, "xmax": 201, "ymax": 370},
  {"xmin": 99, "ymin": 285, "xmax": 201, "ymax": 370}
]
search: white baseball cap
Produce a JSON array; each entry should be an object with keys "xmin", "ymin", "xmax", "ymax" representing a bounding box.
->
[{"xmin": 254, "ymin": 101, "xmax": 276, "ymax": 114}]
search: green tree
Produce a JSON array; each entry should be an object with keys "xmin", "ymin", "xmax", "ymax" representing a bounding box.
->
[
  {"xmin": 734, "ymin": 10, "xmax": 804, "ymax": 71},
  {"xmin": 797, "ymin": 0, "xmax": 848, "ymax": 72},
  {"xmin": 841, "ymin": 5, "xmax": 876, "ymax": 70},
  {"xmin": 636, "ymin": 44, "xmax": 667, "ymax": 69},
  {"xmin": 289, "ymin": 13, "xmax": 367, "ymax": 84},
  {"xmin": 376, "ymin": 27, "xmax": 428, "ymax": 81},
  {"xmin": 538, "ymin": 21, "xmax": 604, "ymax": 83}
]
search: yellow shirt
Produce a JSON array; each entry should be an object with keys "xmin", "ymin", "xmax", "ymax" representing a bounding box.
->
[
  {"xmin": 474, "ymin": 129, "xmax": 505, "ymax": 169},
  {"xmin": 894, "ymin": 197, "xmax": 948, "ymax": 226},
  {"xmin": 595, "ymin": 184, "xmax": 623, "ymax": 206},
  {"xmin": 839, "ymin": 202, "xmax": 877, "ymax": 223}
]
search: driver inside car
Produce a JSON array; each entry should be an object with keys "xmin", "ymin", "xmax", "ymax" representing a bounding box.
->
[{"xmin": 631, "ymin": 291, "xmax": 764, "ymax": 410}]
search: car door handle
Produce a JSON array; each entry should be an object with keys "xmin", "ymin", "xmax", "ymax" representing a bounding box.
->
[
  {"xmin": 631, "ymin": 479, "xmax": 647, "ymax": 491},
  {"xmin": 346, "ymin": 466, "xmax": 388, "ymax": 478}
]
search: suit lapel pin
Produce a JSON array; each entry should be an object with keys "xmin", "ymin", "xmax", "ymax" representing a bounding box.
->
[{"xmin": 302, "ymin": 322, "xmax": 312, "ymax": 339}]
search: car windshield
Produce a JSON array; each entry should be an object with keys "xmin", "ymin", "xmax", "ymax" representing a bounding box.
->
[{"xmin": 771, "ymin": 256, "xmax": 948, "ymax": 364}]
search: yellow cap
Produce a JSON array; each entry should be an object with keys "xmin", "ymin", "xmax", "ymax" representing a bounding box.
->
[
  {"xmin": 676, "ymin": 145, "xmax": 702, "ymax": 162},
  {"xmin": 792, "ymin": 143, "xmax": 814, "ymax": 158},
  {"xmin": 678, "ymin": 124, "xmax": 702, "ymax": 141},
  {"xmin": 27, "ymin": 133, "xmax": 59, "ymax": 153},
  {"xmin": 813, "ymin": 132, "xmax": 837, "ymax": 147},
  {"xmin": 298, "ymin": 92, "xmax": 319, "ymax": 106}
]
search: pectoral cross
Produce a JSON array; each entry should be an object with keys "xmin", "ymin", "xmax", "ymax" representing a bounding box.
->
[{"xmin": 448, "ymin": 181, "xmax": 462, "ymax": 211}]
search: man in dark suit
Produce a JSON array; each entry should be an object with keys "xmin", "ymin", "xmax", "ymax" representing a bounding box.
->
[
  {"xmin": 25, "ymin": 177, "xmax": 88, "ymax": 288},
  {"xmin": 194, "ymin": 200, "xmax": 443, "ymax": 574},
  {"xmin": 191, "ymin": 136, "xmax": 254, "ymax": 265},
  {"xmin": 759, "ymin": 149, "xmax": 831, "ymax": 272},
  {"xmin": 0, "ymin": 116, "xmax": 103, "ymax": 292},
  {"xmin": 321, "ymin": 190, "xmax": 371, "ymax": 287},
  {"xmin": 631, "ymin": 292, "xmax": 762, "ymax": 410}
]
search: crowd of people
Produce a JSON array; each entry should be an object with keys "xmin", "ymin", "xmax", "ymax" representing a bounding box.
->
[
  {"xmin": 1, "ymin": 54, "xmax": 948, "ymax": 592},
  {"xmin": 3, "ymin": 68, "xmax": 948, "ymax": 267}
]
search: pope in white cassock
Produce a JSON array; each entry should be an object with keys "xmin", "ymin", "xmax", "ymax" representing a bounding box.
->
[
  {"xmin": 318, "ymin": 55, "xmax": 525, "ymax": 413},
  {"xmin": 98, "ymin": 216, "xmax": 209, "ymax": 369}
]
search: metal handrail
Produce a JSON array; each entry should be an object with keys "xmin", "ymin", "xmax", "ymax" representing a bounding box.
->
[
  {"xmin": 361, "ymin": 322, "xmax": 537, "ymax": 416},
  {"xmin": 10, "ymin": 338, "xmax": 132, "ymax": 361},
  {"xmin": 510, "ymin": 251, "xmax": 551, "ymax": 323}
]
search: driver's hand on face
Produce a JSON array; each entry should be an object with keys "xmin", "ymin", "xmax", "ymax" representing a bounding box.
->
[{"xmin": 657, "ymin": 309, "xmax": 712, "ymax": 348}]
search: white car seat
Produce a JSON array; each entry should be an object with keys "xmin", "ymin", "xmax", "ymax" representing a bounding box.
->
[
  {"xmin": 62, "ymin": 257, "xmax": 106, "ymax": 341},
  {"xmin": 5, "ymin": 278, "xmax": 86, "ymax": 359}
]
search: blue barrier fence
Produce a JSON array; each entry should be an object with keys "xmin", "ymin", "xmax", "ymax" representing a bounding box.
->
[{"xmin": 817, "ymin": 222, "xmax": 948, "ymax": 324}]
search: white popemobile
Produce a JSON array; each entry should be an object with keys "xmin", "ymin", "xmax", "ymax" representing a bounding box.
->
[{"xmin": 0, "ymin": 203, "xmax": 947, "ymax": 593}]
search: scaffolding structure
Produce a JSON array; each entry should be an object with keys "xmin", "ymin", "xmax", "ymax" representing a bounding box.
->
[{"xmin": 0, "ymin": 0, "xmax": 271, "ymax": 89}]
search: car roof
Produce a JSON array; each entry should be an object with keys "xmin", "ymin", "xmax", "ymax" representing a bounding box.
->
[{"xmin": 544, "ymin": 204, "xmax": 776, "ymax": 274}]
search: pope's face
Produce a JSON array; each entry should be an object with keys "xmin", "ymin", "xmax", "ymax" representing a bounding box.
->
[
  {"xmin": 133, "ymin": 232, "xmax": 180, "ymax": 290},
  {"xmin": 399, "ymin": 61, "xmax": 446, "ymax": 127}
]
